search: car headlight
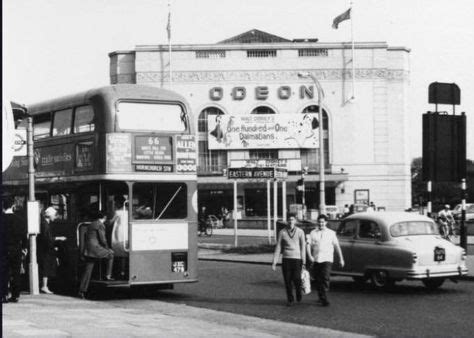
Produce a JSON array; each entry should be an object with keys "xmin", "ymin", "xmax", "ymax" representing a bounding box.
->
[{"xmin": 461, "ymin": 250, "xmax": 467, "ymax": 261}]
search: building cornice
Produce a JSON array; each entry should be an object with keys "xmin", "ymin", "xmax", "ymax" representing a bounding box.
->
[
  {"xmin": 134, "ymin": 41, "xmax": 392, "ymax": 52},
  {"xmin": 132, "ymin": 68, "xmax": 409, "ymax": 84}
]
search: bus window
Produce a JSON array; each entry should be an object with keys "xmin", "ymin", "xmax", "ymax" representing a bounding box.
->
[
  {"xmin": 104, "ymin": 182, "xmax": 129, "ymax": 219},
  {"xmin": 33, "ymin": 113, "xmax": 52, "ymax": 140},
  {"xmin": 52, "ymin": 108, "xmax": 73, "ymax": 136},
  {"xmin": 74, "ymin": 105, "xmax": 95, "ymax": 133},
  {"xmin": 116, "ymin": 102, "xmax": 186, "ymax": 132},
  {"xmin": 76, "ymin": 191, "xmax": 99, "ymax": 221},
  {"xmin": 132, "ymin": 183, "xmax": 187, "ymax": 220},
  {"xmin": 49, "ymin": 193, "xmax": 70, "ymax": 221}
]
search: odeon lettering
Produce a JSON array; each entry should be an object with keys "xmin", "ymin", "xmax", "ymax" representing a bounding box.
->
[{"xmin": 209, "ymin": 85, "xmax": 314, "ymax": 101}]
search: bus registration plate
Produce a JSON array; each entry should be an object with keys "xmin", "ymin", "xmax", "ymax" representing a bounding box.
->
[{"xmin": 171, "ymin": 252, "xmax": 188, "ymax": 272}]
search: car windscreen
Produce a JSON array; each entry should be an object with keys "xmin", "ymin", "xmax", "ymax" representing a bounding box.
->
[{"xmin": 390, "ymin": 221, "xmax": 438, "ymax": 237}]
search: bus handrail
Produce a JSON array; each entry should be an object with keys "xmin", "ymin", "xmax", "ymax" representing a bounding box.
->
[
  {"xmin": 122, "ymin": 203, "xmax": 130, "ymax": 253},
  {"xmin": 76, "ymin": 222, "xmax": 91, "ymax": 251},
  {"xmin": 155, "ymin": 186, "xmax": 182, "ymax": 220}
]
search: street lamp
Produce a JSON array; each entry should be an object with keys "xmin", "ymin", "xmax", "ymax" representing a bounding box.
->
[{"xmin": 298, "ymin": 71, "xmax": 326, "ymax": 215}]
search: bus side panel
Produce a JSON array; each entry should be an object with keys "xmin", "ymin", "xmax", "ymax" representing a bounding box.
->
[{"xmin": 129, "ymin": 222, "xmax": 198, "ymax": 284}]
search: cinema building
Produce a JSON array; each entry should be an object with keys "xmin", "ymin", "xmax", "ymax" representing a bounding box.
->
[{"xmin": 109, "ymin": 29, "xmax": 411, "ymax": 222}]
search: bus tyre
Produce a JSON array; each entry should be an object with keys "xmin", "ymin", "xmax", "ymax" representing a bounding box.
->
[{"xmin": 422, "ymin": 278, "xmax": 445, "ymax": 290}]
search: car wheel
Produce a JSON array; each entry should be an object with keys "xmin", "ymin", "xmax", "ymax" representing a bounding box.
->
[
  {"xmin": 422, "ymin": 278, "xmax": 445, "ymax": 290},
  {"xmin": 205, "ymin": 226, "xmax": 213, "ymax": 237},
  {"xmin": 370, "ymin": 270, "xmax": 394, "ymax": 289}
]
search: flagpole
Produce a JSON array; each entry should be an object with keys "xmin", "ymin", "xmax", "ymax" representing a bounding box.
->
[
  {"xmin": 168, "ymin": 0, "xmax": 172, "ymax": 87},
  {"xmin": 350, "ymin": 0, "xmax": 355, "ymax": 99}
]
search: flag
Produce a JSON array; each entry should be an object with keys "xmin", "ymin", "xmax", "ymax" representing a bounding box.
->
[
  {"xmin": 332, "ymin": 8, "xmax": 351, "ymax": 29},
  {"xmin": 166, "ymin": 11, "xmax": 171, "ymax": 40}
]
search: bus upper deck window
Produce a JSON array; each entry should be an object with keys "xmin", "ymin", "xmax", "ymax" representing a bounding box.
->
[
  {"xmin": 52, "ymin": 108, "xmax": 73, "ymax": 136},
  {"xmin": 74, "ymin": 106, "xmax": 95, "ymax": 133},
  {"xmin": 33, "ymin": 113, "xmax": 52, "ymax": 140},
  {"xmin": 116, "ymin": 102, "xmax": 187, "ymax": 132}
]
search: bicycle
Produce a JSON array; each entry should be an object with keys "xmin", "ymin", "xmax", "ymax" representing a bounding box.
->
[{"xmin": 198, "ymin": 217, "xmax": 213, "ymax": 237}]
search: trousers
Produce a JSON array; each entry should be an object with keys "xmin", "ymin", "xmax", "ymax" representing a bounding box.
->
[
  {"xmin": 3, "ymin": 248, "xmax": 22, "ymax": 299},
  {"xmin": 313, "ymin": 262, "xmax": 332, "ymax": 302},
  {"xmin": 281, "ymin": 258, "xmax": 302, "ymax": 302},
  {"xmin": 79, "ymin": 257, "xmax": 113, "ymax": 293}
]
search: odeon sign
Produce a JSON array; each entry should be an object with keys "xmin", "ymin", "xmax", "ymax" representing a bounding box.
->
[{"xmin": 209, "ymin": 85, "xmax": 316, "ymax": 101}]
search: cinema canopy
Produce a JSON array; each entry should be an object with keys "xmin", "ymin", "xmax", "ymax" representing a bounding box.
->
[{"xmin": 109, "ymin": 29, "xmax": 411, "ymax": 224}]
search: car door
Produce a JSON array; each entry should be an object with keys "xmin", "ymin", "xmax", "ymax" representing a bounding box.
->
[
  {"xmin": 351, "ymin": 220, "xmax": 383, "ymax": 274},
  {"xmin": 335, "ymin": 219, "xmax": 357, "ymax": 273}
]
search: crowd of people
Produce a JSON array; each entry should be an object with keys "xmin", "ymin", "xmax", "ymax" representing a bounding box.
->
[{"xmin": 1, "ymin": 195, "xmax": 126, "ymax": 302}]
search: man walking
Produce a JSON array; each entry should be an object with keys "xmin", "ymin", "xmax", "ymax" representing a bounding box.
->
[
  {"xmin": 2, "ymin": 196, "xmax": 27, "ymax": 303},
  {"xmin": 306, "ymin": 214, "xmax": 344, "ymax": 306}
]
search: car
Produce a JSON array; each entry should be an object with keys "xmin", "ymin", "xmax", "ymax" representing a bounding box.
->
[
  {"xmin": 207, "ymin": 214, "xmax": 223, "ymax": 228},
  {"xmin": 452, "ymin": 203, "xmax": 474, "ymax": 221},
  {"xmin": 331, "ymin": 212, "xmax": 468, "ymax": 289}
]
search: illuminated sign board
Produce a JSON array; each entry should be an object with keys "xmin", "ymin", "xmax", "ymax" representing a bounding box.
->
[{"xmin": 208, "ymin": 114, "xmax": 320, "ymax": 150}]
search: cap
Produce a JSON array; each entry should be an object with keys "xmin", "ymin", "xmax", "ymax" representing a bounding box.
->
[
  {"xmin": 444, "ymin": 204, "xmax": 450, "ymax": 209},
  {"xmin": 44, "ymin": 206, "xmax": 57, "ymax": 217}
]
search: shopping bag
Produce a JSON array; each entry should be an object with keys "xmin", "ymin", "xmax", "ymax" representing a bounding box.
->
[{"xmin": 301, "ymin": 267, "xmax": 311, "ymax": 295}]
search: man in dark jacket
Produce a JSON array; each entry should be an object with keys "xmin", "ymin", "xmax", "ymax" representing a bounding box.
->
[
  {"xmin": 2, "ymin": 196, "xmax": 28, "ymax": 303},
  {"xmin": 78, "ymin": 211, "xmax": 114, "ymax": 298}
]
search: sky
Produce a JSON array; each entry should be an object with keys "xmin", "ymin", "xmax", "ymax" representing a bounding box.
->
[{"xmin": 3, "ymin": 0, "xmax": 474, "ymax": 160}]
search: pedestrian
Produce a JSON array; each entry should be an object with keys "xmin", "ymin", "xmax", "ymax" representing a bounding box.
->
[
  {"xmin": 367, "ymin": 202, "xmax": 376, "ymax": 212},
  {"xmin": 342, "ymin": 204, "xmax": 350, "ymax": 218},
  {"xmin": 272, "ymin": 213, "xmax": 306, "ymax": 306},
  {"xmin": 198, "ymin": 206, "xmax": 208, "ymax": 234},
  {"xmin": 78, "ymin": 210, "xmax": 114, "ymax": 299},
  {"xmin": 2, "ymin": 196, "xmax": 28, "ymax": 303},
  {"xmin": 220, "ymin": 206, "xmax": 229, "ymax": 228},
  {"xmin": 110, "ymin": 195, "xmax": 128, "ymax": 278},
  {"xmin": 38, "ymin": 206, "xmax": 61, "ymax": 294},
  {"xmin": 306, "ymin": 214, "xmax": 344, "ymax": 306}
]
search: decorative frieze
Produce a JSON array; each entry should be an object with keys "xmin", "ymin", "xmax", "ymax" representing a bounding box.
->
[{"xmin": 136, "ymin": 68, "xmax": 408, "ymax": 84}]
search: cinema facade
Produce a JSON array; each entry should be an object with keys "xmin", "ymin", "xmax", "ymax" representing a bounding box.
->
[{"xmin": 109, "ymin": 29, "xmax": 411, "ymax": 223}]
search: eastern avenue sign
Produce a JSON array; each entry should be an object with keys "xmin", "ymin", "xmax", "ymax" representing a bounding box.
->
[{"xmin": 228, "ymin": 167, "xmax": 287, "ymax": 180}]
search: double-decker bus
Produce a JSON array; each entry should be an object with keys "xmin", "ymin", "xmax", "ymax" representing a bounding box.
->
[{"xmin": 3, "ymin": 84, "xmax": 198, "ymax": 293}]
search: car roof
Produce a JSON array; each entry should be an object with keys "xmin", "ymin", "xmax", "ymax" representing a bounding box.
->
[{"xmin": 344, "ymin": 212, "xmax": 433, "ymax": 225}]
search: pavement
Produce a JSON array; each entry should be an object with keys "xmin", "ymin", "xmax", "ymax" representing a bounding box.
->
[
  {"xmin": 2, "ymin": 292, "xmax": 368, "ymax": 338},
  {"xmin": 2, "ymin": 229, "xmax": 473, "ymax": 338}
]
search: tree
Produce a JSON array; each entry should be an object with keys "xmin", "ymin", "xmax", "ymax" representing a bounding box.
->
[{"xmin": 412, "ymin": 158, "xmax": 474, "ymax": 211}]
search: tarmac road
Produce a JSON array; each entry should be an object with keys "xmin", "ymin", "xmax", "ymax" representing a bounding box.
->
[{"xmin": 126, "ymin": 260, "xmax": 474, "ymax": 338}]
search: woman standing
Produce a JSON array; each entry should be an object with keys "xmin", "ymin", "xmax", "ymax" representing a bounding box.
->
[
  {"xmin": 272, "ymin": 213, "xmax": 306, "ymax": 306},
  {"xmin": 78, "ymin": 211, "xmax": 114, "ymax": 298},
  {"xmin": 38, "ymin": 207, "xmax": 59, "ymax": 294}
]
